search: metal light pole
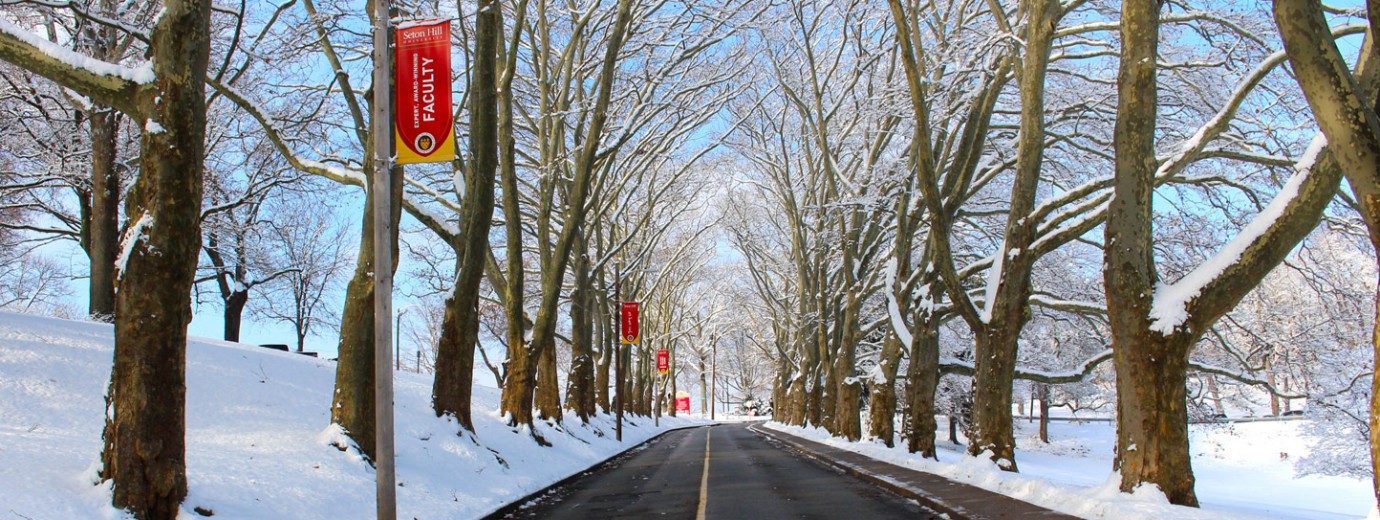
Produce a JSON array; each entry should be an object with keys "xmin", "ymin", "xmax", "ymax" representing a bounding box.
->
[
  {"xmin": 711, "ymin": 332, "xmax": 717, "ymax": 421},
  {"xmin": 614, "ymin": 262, "xmax": 623, "ymax": 442},
  {"xmin": 369, "ymin": 0, "xmax": 396, "ymax": 517}
]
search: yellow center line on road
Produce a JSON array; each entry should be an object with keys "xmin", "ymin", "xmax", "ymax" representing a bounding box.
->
[{"xmin": 696, "ymin": 427, "xmax": 711, "ymax": 520}]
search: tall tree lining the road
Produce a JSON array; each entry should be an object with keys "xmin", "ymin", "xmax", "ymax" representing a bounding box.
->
[
  {"xmin": 4, "ymin": 0, "xmax": 1380, "ymax": 512},
  {"xmin": 1274, "ymin": 0, "xmax": 1380, "ymax": 506},
  {"xmin": 0, "ymin": 0, "xmax": 213, "ymax": 517},
  {"xmin": 1101, "ymin": 0, "xmax": 1358, "ymax": 506},
  {"xmin": 432, "ymin": 0, "xmax": 505, "ymax": 432}
]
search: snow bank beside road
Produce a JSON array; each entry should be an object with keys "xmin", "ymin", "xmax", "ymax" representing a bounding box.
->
[
  {"xmin": 766, "ymin": 419, "xmax": 1373, "ymax": 520},
  {"xmin": 0, "ymin": 311, "xmax": 708, "ymax": 519}
]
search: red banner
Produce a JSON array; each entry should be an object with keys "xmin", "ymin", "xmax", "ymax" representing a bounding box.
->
[
  {"xmin": 394, "ymin": 19, "xmax": 455, "ymax": 164},
  {"xmin": 620, "ymin": 302, "xmax": 640, "ymax": 345},
  {"xmin": 657, "ymin": 349, "xmax": 669, "ymax": 375}
]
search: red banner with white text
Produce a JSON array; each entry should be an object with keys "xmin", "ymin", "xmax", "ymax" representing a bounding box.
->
[
  {"xmin": 394, "ymin": 19, "xmax": 455, "ymax": 164},
  {"xmin": 621, "ymin": 302, "xmax": 640, "ymax": 345}
]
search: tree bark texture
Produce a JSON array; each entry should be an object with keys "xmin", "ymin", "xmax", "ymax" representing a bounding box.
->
[
  {"xmin": 87, "ymin": 108, "xmax": 120, "ymax": 320},
  {"xmin": 432, "ymin": 0, "xmax": 502, "ymax": 431},
  {"xmin": 536, "ymin": 330, "xmax": 562, "ymax": 420},
  {"xmin": 1106, "ymin": 0, "xmax": 1198, "ymax": 505},
  {"xmin": 330, "ymin": 161, "xmax": 402, "ymax": 462},
  {"xmin": 906, "ymin": 310, "xmax": 940, "ymax": 458},
  {"xmin": 98, "ymin": 0, "xmax": 211, "ymax": 515},
  {"xmin": 833, "ymin": 293, "xmax": 862, "ymax": 440},
  {"xmin": 968, "ymin": 325, "xmax": 1022, "ymax": 471},
  {"xmin": 1274, "ymin": 0, "xmax": 1380, "ymax": 504},
  {"xmin": 223, "ymin": 289, "xmax": 248, "ymax": 342},
  {"xmin": 566, "ymin": 234, "xmax": 597, "ymax": 421},
  {"xmin": 596, "ymin": 291, "xmax": 612, "ymax": 413}
]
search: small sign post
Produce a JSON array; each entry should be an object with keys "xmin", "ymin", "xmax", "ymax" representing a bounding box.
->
[{"xmin": 675, "ymin": 391, "xmax": 690, "ymax": 413}]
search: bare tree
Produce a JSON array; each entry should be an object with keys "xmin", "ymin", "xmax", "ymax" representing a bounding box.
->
[
  {"xmin": 1102, "ymin": 0, "xmax": 1348, "ymax": 505},
  {"xmin": 255, "ymin": 190, "xmax": 351, "ymax": 353}
]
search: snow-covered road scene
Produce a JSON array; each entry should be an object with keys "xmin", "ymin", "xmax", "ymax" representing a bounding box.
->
[
  {"xmin": 2, "ymin": 311, "xmax": 1373, "ymax": 519},
  {"xmin": 5, "ymin": 0, "xmax": 1380, "ymax": 518},
  {"xmin": 0, "ymin": 312, "xmax": 710, "ymax": 519}
]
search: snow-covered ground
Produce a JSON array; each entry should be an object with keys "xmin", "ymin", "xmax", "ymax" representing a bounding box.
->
[
  {"xmin": 0, "ymin": 311, "xmax": 708, "ymax": 519},
  {"xmin": 767, "ymin": 417, "xmax": 1375, "ymax": 519}
]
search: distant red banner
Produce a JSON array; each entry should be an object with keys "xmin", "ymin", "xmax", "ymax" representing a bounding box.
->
[
  {"xmin": 394, "ymin": 19, "xmax": 455, "ymax": 164},
  {"xmin": 621, "ymin": 302, "xmax": 640, "ymax": 345},
  {"xmin": 657, "ymin": 349, "xmax": 669, "ymax": 375}
]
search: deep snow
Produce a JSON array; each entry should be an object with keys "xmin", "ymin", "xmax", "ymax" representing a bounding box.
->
[
  {"xmin": 4, "ymin": 309, "xmax": 1373, "ymax": 519},
  {"xmin": 0, "ymin": 311, "xmax": 708, "ymax": 519},
  {"xmin": 767, "ymin": 416, "xmax": 1374, "ymax": 519}
]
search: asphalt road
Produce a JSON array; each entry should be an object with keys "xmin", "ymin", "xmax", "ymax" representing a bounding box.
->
[{"xmin": 504, "ymin": 422, "xmax": 941, "ymax": 519}]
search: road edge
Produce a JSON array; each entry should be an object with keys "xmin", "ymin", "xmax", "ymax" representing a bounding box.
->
[
  {"xmin": 749, "ymin": 424, "xmax": 976, "ymax": 520},
  {"xmin": 478, "ymin": 422, "xmax": 711, "ymax": 519}
]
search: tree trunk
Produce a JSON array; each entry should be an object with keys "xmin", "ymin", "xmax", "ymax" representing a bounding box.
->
[
  {"xmin": 641, "ymin": 347, "xmax": 654, "ymax": 415},
  {"xmin": 432, "ymin": 296, "xmax": 477, "ymax": 429},
  {"xmin": 1037, "ymin": 384, "xmax": 1050, "ymax": 444},
  {"xmin": 965, "ymin": 0, "xmax": 1057, "ymax": 474},
  {"xmin": 806, "ymin": 379, "xmax": 824, "ymax": 426},
  {"xmin": 968, "ymin": 325, "xmax": 1021, "ymax": 471},
  {"xmin": 98, "ymin": 0, "xmax": 211, "ymax": 515},
  {"xmin": 497, "ymin": 0, "xmax": 529, "ymax": 429},
  {"xmin": 87, "ymin": 108, "xmax": 120, "ymax": 321},
  {"xmin": 1273, "ymin": 2, "xmax": 1380, "ymax": 505},
  {"xmin": 868, "ymin": 334, "xmax": 901, "ymax": 446},
  {"xmin": 431, "ymin": 0, "xmax": 501, "ymax": 431},
  {"xmin": 330, "ymin": 161, "xmax": 402, "ymax": 462},
  {"xmin": 833, "ymin": 293, "xmax": 862, "ymax": 440},
  {"xmin": 566, "ymin": 233, "xmax": 596, "ymax": 421},
  {"xmin": 818, "ymin": 302, "xmax": 837, "ymax": 431},
  {"xmin": 596, "ymin": 293, "xmax": 612, "ymax": 413},
  {"xmin": 786, "ymin": 364, "xmax": 806, "ymax": 425},
  {"xmin": 948, "ymin": 415, "xmax": 959, "ymax": 445},
  {"xmin": 906, "ymin": 311, "xmax": 940, "ymax": 458},
  {"xmin": 1112, "ymin": 332, "xmax": 1196, "ymax": 505},
  {"xmin": 699, "ymin": 354, "xmax": 709, "ymax": 418},
  {"xmin": 1105, "ymin": 0, "xmax": 1197, "ymax": 505},
  {"xmin": 223, "ymin": 289, "xmax": 248, "ymax": 342},
  {"xmin": 536, "ymin": 331, "xmax": 562, "ymax": 421}
]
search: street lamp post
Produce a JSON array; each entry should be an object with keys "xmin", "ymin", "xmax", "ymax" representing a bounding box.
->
[
  {"xmin": 614, "ymin": 262, "xmax": 623, "ymax": 442},
  {"xmin": 369, "ymin": 0, "xmax": 396, "ymax": 515},
  {"xmin": 711, "ymin": 332, "xmax": 717, "ymax": 421}
]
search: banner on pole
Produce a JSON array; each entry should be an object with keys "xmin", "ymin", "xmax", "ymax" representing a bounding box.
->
[
  {"xmin": 394, "ymin": 19, "xmax": 455, "ymax": 164},
  {"xmin": 657, "ymin": 349, "xmax": 669, "ymax": 375},
  {"xmin": 620, "ymin": 302, "xmax": 640, "ymax": 344}
]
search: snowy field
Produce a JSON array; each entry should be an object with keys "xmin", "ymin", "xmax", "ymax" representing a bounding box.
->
[
  {"xmin": 767, "ymin": 418, "xmax": 1375, "ymax": 519},
  {"xmin": 0, "ymin": 311, "xmax": 708, "ymax": 519}
]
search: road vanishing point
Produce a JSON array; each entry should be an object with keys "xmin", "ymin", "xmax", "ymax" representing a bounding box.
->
[{"xmin": 494, "ymin": 422, "xmax": 1078, "ymax": 520}]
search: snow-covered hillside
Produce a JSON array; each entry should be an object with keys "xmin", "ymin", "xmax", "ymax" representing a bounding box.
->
[
  {"xmin": 768, "ymin": 418, "xmax": 1375, "ymax": 519},
  {"xmin": 0, "ymin": 311, "xmax": 707, "ymax": 519}
]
